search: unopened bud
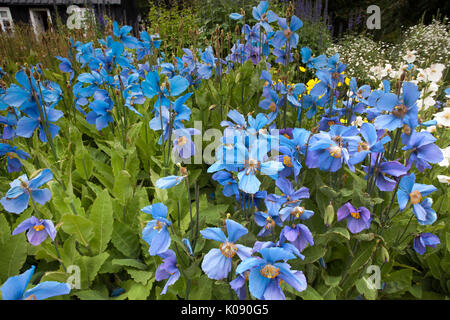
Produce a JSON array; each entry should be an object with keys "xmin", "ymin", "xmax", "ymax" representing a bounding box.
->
[
  {"xmin": 324, "ymin": 201, "xmax": 334, "ymax": 227},
  {"xmin": 380, "ymin": 245, "xmax": 389, "ymax": 263}
]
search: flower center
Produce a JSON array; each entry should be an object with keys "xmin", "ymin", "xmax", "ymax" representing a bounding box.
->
[
  {"xmin": 33, "ymin": 224, "xmax": 45, "ymax": 232},
  {"xmin": 269, "ymin": 102, "xmax": 277, "ymax": 112},
  {"xmin": 283, "ymin": 28, "xmax": 292, "ymax": 39},
  {"xmin": 328, "ymin": 120, "xmax": 335, "ymax": 126},
  {"xmin": 260, "ymin": 264, "xmax": 280, "ymax": 279},
  {"xmin": 153, "ymin": 220, "xmax": 166, "ymax": 232},
  {"xmin": 177, "ymin": 136, "xmax": 188, "ymax": 147},
  {"xmin": 219, "ymin": 242, "xmax": 238, "ymax": 258},
  {"xmin": 291, "ymin": 206, "xmax": 305, "ymax": 218},
  {"xmin": 332, "ymin": 72, "xmax": 340, "ymax": 80},
  {"xmin": 357, "ymin": 142, "xmax": 370, "ymax": 152},
  {"xmin": 265, "ymin": 216, "xmax": 276, "ymax": 229},
  {"xmin": 283, "ymin": 155, "xmax": 293, "ymax": 168},
  {"xmin": 409, "ymin": 190, "xmax": 422, "ymax": 204},
  {"xmin": 392, "ymin": 104, "xmax": 408, "ymax": 118},
  {"xmin": 328, "ymin": 146, "xmax": 342, "ymax": 158},
  {"xmin": 350, "ymin": 211, "xmax": 360, "ymax": 219}
]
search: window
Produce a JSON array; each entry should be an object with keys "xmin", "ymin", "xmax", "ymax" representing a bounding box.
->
[
  {"xmin": 29, "ymin": 8, "xmax": 52, "ymax": 35},
  {"xmin": 0, "ymin": 7, "xmax": 14, "ymax": 33}
]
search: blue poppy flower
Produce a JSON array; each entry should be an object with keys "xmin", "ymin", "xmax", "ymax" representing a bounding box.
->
[
  {"xmin": 1, "ymin": 169, "xmax": 53, "ymax": 214},
  {"xmin": 0, "ymin": 266, "xmax": 70, "ymax": 300},
  {"xmin": 401, "ymin": 131, "xmax": 443, "ymax": 172},
  {"xmin": 362, "ymin": 158, "xmax": 408, "ymax": 192},
  {"xmin": 271, "ymin": 16, "xmax": 303, "ymax": 49},
  {"xmin": 396, "ymin": 173, "xmax": 437, "ymax": 224},
  {"xmin": 16, "ymin": 105, "xmax": 63, "ymax": 142},
  {"xmin": 113, "ymin": 21, "xmax": 139, "ymax": 49},
  {"xmin": 300, "ymin": 47, "xmax": 327, "ymax": 69},
  {"xmin": 155, "ymin": 175, "xmax": 186, "ymax": 189},
  {"xmin": 254, "ymin": 200, "xmax": 283, "ymax": 237},
  {"xmin": 252, "ymin": 1, "xmax": 278, "ymax": 33},
  {"xmin": 200, "ymin": 219, "xmax": 252, "ymax": 280},
  {"xmin": 0, "ymin": 143, "xmax": 30, "ymax": 173},
  {"xmin": 348, "ymin": 122, "xmax": 391, "ymax": 165},
  {"xmin": 413, "ymin": 233, "xmax": 440, "ymax": 255},
  {"xmin": 374, "ymin": 82, "xmax": 419, "ymax": 131},
  {"xmin": 155, "ymin": 249, "xmax": 180, "ymax": 295},
  {"xmin": 235, "ymin": 247, "xmax": 307, "ymax": 300},
  {"xmin": 141, "ymin": 203, "xmax": 172, "ymax": 256},
  {"xmin": 12, "ymin": 216, "xmax": 57, "ymax": 246},
  {"xmin": 337, "ymin": 202, "xmax": 372, "ymax": 234},
  {"xmin": 280, "ymin": 224, "xmax": 314, "ymax": 252}
]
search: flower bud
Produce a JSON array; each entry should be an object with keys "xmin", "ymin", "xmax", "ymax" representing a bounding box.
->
[
  {"xmin": 324, "ymin": 201, "xmax": 334, "ymax": 227},
  {"xmin": 380, "ymin": 245, "xmax": 389, "ymax": 263}
]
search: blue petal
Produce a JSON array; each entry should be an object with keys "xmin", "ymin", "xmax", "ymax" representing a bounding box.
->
[{"xmin": 201, "ymin": 248, "xmax": 231, "ymax": 280}]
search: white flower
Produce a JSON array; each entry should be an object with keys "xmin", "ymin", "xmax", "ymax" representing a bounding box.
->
[
  {"xmin": 417, "ymin": 96, "xmax": 436, "ymax": 110},
  {"xmin": 426, "ymin": 64, "xmax": 445, "ymax": 82},
  {"xmin": 420, "ymin": 125, "xmax": 436, "ymax": 133},
  {"xmin": 437, "ymin": 175, "xmax": 450, "ymax": 184},
  {"xmin": 416, "ymin": 68, "xmax": 428, "ymax": 82},
  {"xmin": 403, "ymin": 50, "xmax": 416, "ymax": 63},
  {"xmin": 438, "ymin": 146, "xmax": 450, "ymax": 167},
  {"xmin": 428, "ymin": 82, "xmax": 439, "ymax": 93},
  {"xmin": 351, "ymin": 116, "xmax": 364, "ymax": 128},
  {"xmin": 433, "ymin": 107, "xmax": 450, "ymax": 127}
]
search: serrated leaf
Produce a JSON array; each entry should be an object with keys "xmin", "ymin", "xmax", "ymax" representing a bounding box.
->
[
  {"xmin": 75, "ymin": 252, "xmax": 109, "ymax": 289},
  {"xmin": 111, "ymin": 221, "xmax": 140, "ymax": 258},
  {"xmin": 112, "ymin": 259, "xmax": 148, "ymax": 270},
  {"xmin": 298, "ymin": 286, "xmax": 323, "ymax": 300},
  {"xmin": 113, "ymin": 170, "xmax": 133, "ymax": 205},
  {"xmin": 61, "ymin": 215, "xmax": 94, "ymax": 247},
  {"xmin": 126, "ymin": 269, "xmax": 153, "ymax": 285},
  {"xmin": 74, "ymin": 290, "xmax": 109, "ymax": 300},
  {"xmin": 356, "ymin": 277, "xmax": 377, "ymax": 300},
  {"xmin": 327, "ymin": 227, "xmax": 350, "ymax": 240},
  {"xmin": 90, "ymin": 190, "xmax": 114, "ymax": 254},
  {"xmin": 0, "ymin": 234, "xmax": 28, "ymax": 282},
  {"xmin": 0, "ymin": 214, "xmax": 11, "ymax": 244},
  {"xmin": 348, "ymin": 241, "xmax": 377, "ymax": 274}
]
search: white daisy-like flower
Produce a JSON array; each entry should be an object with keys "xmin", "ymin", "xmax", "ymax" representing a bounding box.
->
[
  {"xmin": 418, "ymin": 96, "xmax": 436, "ymax": 110},
  {"xmin": 437, "ymin": 175, "xmax": 450, "ymax": 184},
  {"xmin": 403, "ymin": 50, "xmax": 417, "ymax": 63},
  {"xmin": 438, "ymin": 146, "xmax": 450, "ymax": 167},
  {"xmin": 433, "ymin": 107, "xmax": 450, "ymax": 127}
]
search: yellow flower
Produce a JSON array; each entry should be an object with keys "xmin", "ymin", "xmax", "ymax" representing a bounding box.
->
[
  {"xmin": 345, "ymin": 77, "xmax": 350, "ymax": 86},
  {"xmin": 299, "ymin": 66, "xmax": 306, "ymax": 72}
]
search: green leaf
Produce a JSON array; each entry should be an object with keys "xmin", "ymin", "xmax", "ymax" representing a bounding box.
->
[
  {"xmin": 74, "ymin": 290, "xmax": 109, "ymax": 300},
  {"xmin": 298, "ymin": 286, "xmax": 323, "ymax": 300},
  {"xmin": 111, "ymin": 221, "xmax": 141, "ymax": 258},
  {"xmin": 74, "ymin": 145, "xmax": 93, "ymax": 180},
  {"xmin": 326, "ymin": 227, "xmax": 350, "ymax": 240},
  {"xmin": 0, "ymin": 234, "xmax": 28, "ymax": 282},
  {"xmin": 113, "ymin": 170, "xmax": 133, "ymax": 205},
  {"xmin": 61, "ymin": 215, "xmax": 94, "ymax": 247},
  {"xmin": 112, "ymin": 259, "xmax": 148, "ymax": 270},
  {"xmin": 74, "ymin": 252, "xmax": 109, "ymax": 289},
  {"xmin": 0, "ymin": 214, "xmax": 11, "ymax": 245},
  {"xmin": 126, "ymin": 269, "xmax": 153, "ymax": 285},
  {"xmin": 90, "ymin": 190, "xmax": 114, "ymax": 255},
  {"xmin": 348, "ymin": 241, "xmax": 377, "ymax": 274},
  {"xmin": 190, "ymin": 275, "xmax": 212, "ymax": 300},
  {"xmin": 356, "ymin": 277, "xmax": 377, "ymax": 300}
]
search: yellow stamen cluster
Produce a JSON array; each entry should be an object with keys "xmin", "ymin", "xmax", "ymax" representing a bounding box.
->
[
  {"xmin": 291, "ymin": 206, "xmax": 305, "ymax": 218},
  {"xmin": 260, "ymin": 264, "xmax": 280, "ymax": 279},
  {"xmin": 328, "ymin": 146, "xmax": 342, "ymax": 158},
  {"xmin": 153, "ymin": 220, "xmax": 166, "ymax": 232},
  {"xmin": 409, "ymin": 190, "xmax": 422, "ymax": 204},
  {"xmin": 219, "ymin": 242, "xmax": 238, "ymax": 258},
  {"xmin": 283, "ymin": 155, "xmax": 293, "ymax": 168},
  {"xmin": 350, "ymin": 211, "xmax": 360, "ymax": 219},
  {"xmin": 33, "ymin": 225, "xmax": 45, "ymax": 232}
]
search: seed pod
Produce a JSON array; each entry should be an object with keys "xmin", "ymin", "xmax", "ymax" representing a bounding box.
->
[{"xmin": 324, "ymin": 201, "xmax": 334, "ymax": 227}]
